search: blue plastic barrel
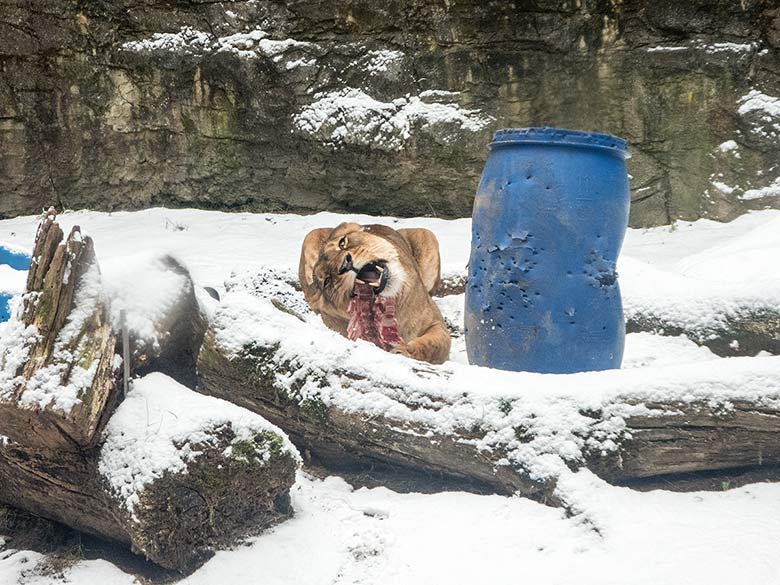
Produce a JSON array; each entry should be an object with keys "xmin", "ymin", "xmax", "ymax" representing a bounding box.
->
[
  {"xmin": 0, "ymin": 245, "xmax": 31, "ymax": 323},
  {"xmin": 465, "ymin": 127, "xmax": 630, "ymax": 373},
  {"xmin": 0, "ymin": 247, "xmax": 32, "ymax": 272}
]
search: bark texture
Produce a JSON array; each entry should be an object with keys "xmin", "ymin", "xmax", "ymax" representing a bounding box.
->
[
  {"xmin": 0, "ymin": 209, "xmax": 118, "ymax": 450},
  {"xmin": 0, "ymin": 429, "xmax": 297, "ymax": 572},
  {"xmin": 197, "ymin": 316, "xmax": 780, "ymax": 499}
]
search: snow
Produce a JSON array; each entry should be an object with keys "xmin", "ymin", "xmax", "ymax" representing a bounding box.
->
[
  {"xmin": 2, "ymin": 208, "xmax": 778, "ymax": 347},
  {"xmin": 101, "ymin": 252, "xmax": 193, "ymax": 350},
  {"xmin": 98, "ymin": 372, "xmax": 300, "ymax": 518},
  {"xmin": 4, "ymin": 471, "xmax": 780, "ymax": 585},
  {"xmin": 702, "ymin": 41, "xmax": 758, "ymax": 53},
  {"xmin": 209, "ymin": 271, "xmax": 780, "ymax": 483},
  {"xmin": 121, "ymin": 27, "xmax": 314, "ymax": 63},
  {"xmin": 0, "ymin": 265, "xmax": 26, "ymax": 294},
  {"xmin": 0, "ymin": 297, "xmax": 36, "ymax": 398},
  {"xmin": 718, "ymin": 139, "xmax": 739, "ymax": 152},
  {"xmin": 741, "ymin": 175, "xmax": 780, "ymax": 201},
  {"xmin": 293, "ymin": 88, "xmax": 492, "ymax": 150},
  {"xmin": 0, "ymin": 208, "xmax": 779, "ymax": 584},
  {"xmin": 710, "ymin": 179, "xmax": 735, "ymax": 194},
  {"xmin": 645, "ymin": 42, "xmax": 759, "ymax": 54},
  {"xmin": 737, "ymin": 89, "xmax": 780, "ymax": 143},
  {"xmin": 358, "ymin": 49, "xmax": 405, "ymax": 74},
  {"xmin": 645, "ymin": 45, "xmax": 688, "ymax": 52},
  {"xmin": 738, "ymin": 89, "xmax": 780, "ymax": 118}
]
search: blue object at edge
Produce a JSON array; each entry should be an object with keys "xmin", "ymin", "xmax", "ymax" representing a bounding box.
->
[
  {"xmin": 0, "ymin": 246, "xmax": 31, "ymax": 324},
  {"xmin": 0, "ymin": 246, "xmax": 31, "ymax": 271},
  {"xmin": 0, "ymin": 294, "xmax": 12, "ymax": 322},
  {"xmin": 464, "ymin": 127, "xmax": 631, "ymax": 374}
]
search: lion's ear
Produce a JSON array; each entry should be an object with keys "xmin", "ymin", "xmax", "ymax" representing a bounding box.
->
[
  {"xmin": 397, "ymin": 228, "xmax": 442, "ymax": 295},
  {"xmin": 299, "ymin": 228, "xmax": 332, "ymax": 291}
]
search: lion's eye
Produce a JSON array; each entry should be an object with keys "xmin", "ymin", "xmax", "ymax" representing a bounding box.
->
[
  {"xmin": 338, "ymin": 236, "xmax": 348, "ymax": 249},
  {"xmin": 323, "ymin": 275, "xmax": 332, "ymax": 287}
]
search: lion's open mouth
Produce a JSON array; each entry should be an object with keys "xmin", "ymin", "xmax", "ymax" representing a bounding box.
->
[{"xmin": 354, "ymin": 261, "xmax": 388, "ymax": 295}]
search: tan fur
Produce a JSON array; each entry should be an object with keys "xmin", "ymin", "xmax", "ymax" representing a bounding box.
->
[{"xmin": 299, "ymin": 223, "xmax": 451, "ymax": 364}]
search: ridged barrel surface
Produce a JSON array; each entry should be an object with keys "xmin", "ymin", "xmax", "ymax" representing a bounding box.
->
[{"xmin": 465, "ymin": 127, "xmax": 630, "ymax": 373}]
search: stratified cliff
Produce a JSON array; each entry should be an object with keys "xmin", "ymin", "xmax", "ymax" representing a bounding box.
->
[{"xmin": 1, "ymin": 0, "xmax": 778, "ymax": 226}]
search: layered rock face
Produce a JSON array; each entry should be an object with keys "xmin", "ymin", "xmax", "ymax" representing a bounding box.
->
[{"xmin": 1, "ymin": 0, "xmax": 778, "ymax": 226}]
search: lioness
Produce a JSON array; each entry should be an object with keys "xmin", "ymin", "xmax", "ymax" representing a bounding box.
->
[{"xmin": 299, "ymin": 223, "xmax": 451, "ymax": 364}]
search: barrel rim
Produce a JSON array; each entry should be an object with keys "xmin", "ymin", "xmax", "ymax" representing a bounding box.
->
[{"xmin": 491, "ymin": 127, "xmax": 628, "ymax": 156}]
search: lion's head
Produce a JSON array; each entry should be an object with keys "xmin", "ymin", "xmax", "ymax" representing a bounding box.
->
[
  {"xmin": 299, "ymin": 222, "xmax": 450, "ymax": 364},
  {"xmin": 308, "ymin": 223, "xmax": 410, "ymax": 312}
]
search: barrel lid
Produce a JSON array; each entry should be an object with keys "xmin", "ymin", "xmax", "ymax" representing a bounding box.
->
[{"xmin": 491, "ymin": 127, "xmax": 628, "ymax": 156}]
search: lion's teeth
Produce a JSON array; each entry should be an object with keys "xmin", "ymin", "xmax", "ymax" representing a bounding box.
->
[
  {"xmin": 355, "ymin": 279, "xmax": 365, "ymax": 284},
  {"xmin": 376, "ymin": 266, "xmax": 384, "ymax": 272},
  {"xmin": 368, "ymin": 282, "xmax": 379, "ymax": 287}
]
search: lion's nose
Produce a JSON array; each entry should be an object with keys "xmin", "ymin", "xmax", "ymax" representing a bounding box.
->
[{"xmin": 338, "ymin": 253, "xmax": 353, "ymax": 275}]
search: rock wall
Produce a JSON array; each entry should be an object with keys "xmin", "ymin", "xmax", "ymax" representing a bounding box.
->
[{"xmin": 1, "ymin": 0, "xmax": 779, "ymax": 226}]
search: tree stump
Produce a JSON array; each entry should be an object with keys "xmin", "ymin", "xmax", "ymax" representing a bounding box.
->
[{"xmin": 0, "ymin": 208, "xmax": 118, "ymax": 450}]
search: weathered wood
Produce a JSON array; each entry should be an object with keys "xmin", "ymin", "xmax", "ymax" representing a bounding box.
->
[
  {"xmin": 0, "ymin": 209, "xmax": 118, "ymax": 450},
  {"xmin": 0, "ymin": 213, "xmax": 299, "ymax": 572},
  {"xmin": 198, "ymin": 337, "xmax": 546, "ymax": 499},
  {"xmin": 626, "ymin": 312, "xmax": 780, "ymax": 357},
  {"xmin": 0, "ymin": 378, "xmax": 297, "ymax": 572},
  {"xmin": 591, "ymin": 400, "xmax": 780, "ymax": 481}
]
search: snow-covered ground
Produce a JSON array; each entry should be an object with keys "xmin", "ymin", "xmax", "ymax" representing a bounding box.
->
[{"xmin": 0, "ymin": 208, "xmax": 779, "ymax": 584}]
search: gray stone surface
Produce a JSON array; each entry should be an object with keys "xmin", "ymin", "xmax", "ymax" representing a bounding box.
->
[{"xmin": 1, "ymin": 0, "xmax": 779, "ymax": 226}]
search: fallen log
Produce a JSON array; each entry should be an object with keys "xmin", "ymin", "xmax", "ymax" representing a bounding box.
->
[
  {"xmin": 197, "ymin": 272, "xmax": 780, "ymax": 500},
  {"xmin": 0, "ymin": 209, "xmax": 118, "ymax": 450},
  {"xmin": 0, "ymin": 373, "xmax": 300, "ymax": 572},
  {"xmin": 625, "ymin": 310, "xmax": 780, "ymax": 357}
]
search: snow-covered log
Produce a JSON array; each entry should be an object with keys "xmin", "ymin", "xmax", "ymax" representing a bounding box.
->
[
  {"xmin": 197, "ymin": 273, "xmax": 780, "ymax": 500},
  {"xmin": 0, "ymin": 209, "xmax": 118, "ymax": 450},
  {"xmin": 625, "ymin": 310, "xmax": 780, "ymax": 357},
  {"xmin": 0, "ymin": 373, "xmax": 300, "ymax": 572},
  {"xmin": 102, "ymin": 253, "xmax": 207, "ymax": 387}
]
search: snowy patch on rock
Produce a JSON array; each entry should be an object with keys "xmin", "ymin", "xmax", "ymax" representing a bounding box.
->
[
  {"xmin": 738, "ymin": 89, "xmax": 780, "ymax": 119},
  {"xmin": 710, "ymin": 180, "xmax": 736, "ymax": 195},
  {"xmin": 99, "ymin": 372, "xmax": 300, "ymax": 518},
  {"xmin": 645, "ymin": 45, "xmax": 689, "ymax": 53},
  {"xmin": 294, "ymin": 88, "xmax": 492, "ymax": 150},
  {"xmin": 700, "ymin": 41, "xmax": 758, "ymax": 54},
  {"xmin": 737, "ymin": 89, "xmax": 780, "ymax": 141},
  {"xmin": 740, "ymin": 175, "xmax": 780, "ymax": 201},
  {"xmin": 355, "ymin": 49, "xmax": 405, "ymax": 75},
  {"xmin": 121, "ymin": 26, "xmax": 315, "ymax": 63}
]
